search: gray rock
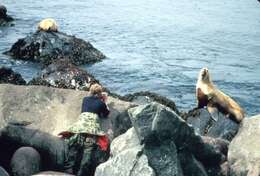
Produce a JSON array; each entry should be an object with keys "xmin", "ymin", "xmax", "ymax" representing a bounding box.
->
[
  {"xmin": 185, "ymin": 108, "xmax": 239, "ymax": 141},
  {"xmin": 3, "ymin": 31, "xmax": 105, "ymax": 66},
  {"xmin": 129, "ymin": 103, "xmax": 223, "ymax": 165},
  {"xmin": 95, "ymin": 128, "xmax": 155, "ymax": 176},
  {"xmin": 0, "ymin": 166, "xmax": 9, "ymax": 176},
  {"xmin": 228, "ymin": 114, "xmax": 260, "ymax": 176},
  {"xmin": 10, "ymin": 147, "xmax": 41, "ymax": 176},
  {"xmin": 0, "ymin": 84, "xmax": 132, "ymax": 139},
  {"xmin": 28, "ymin": 59, "xmax": 99, "ymax": 91}
]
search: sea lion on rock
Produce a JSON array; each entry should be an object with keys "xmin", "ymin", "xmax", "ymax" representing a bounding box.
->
[
  {"xmin": 196, "ymin": 68, "xmax": 245, "ymax": 123},
  {"xmin": 37, "ymin": 18, "xmax": 58, "ymax": 32}
]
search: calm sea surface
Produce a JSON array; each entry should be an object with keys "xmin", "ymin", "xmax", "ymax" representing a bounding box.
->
[{"xmin": 1, "ymin": 0, "xmax": 260, "ymax": 115}]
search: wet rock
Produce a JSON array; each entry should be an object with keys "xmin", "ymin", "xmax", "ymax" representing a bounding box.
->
[
  {"xmin": 228, "ymin": 114, "xmax": 260, "ymax": 176},
  {"xmin": 0, "ymin": 67, "xmax": 26, "ymax": 85},
  {"xmin": 95, "ymin": 128, "xmax": 155, "ymax": 176},
  {"xmin": 28, "ymin": 59, "xmax": 99, "ymax": 91},
  {"xmin": 10, "ymin": 147, "xmax": 41, "ymax": 176},
  {"xmin": 0, "ymin": 166, "xmax": 9, "ymax": 176},
  {"xmin": 0, "ymin": 5, "xmax": 14, "ymax": 26},
  {"xmin": 123, "ymin": 91, "xmax": 180, "ymax": 115},
  {"xmin": 3, "ymin": 31, "xmax": 105, "ymax": 66},
  {"xmin": 185, "ymin": 108, "xmax": 239, "ymax": 141}
]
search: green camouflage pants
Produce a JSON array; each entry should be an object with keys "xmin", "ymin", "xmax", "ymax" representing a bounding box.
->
[{"xmin": 64, "ymin": 134, "xmax": 109, "ymax": 176}]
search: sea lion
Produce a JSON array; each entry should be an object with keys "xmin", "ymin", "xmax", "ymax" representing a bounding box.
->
[
  {"xmin": 196, "ymin": 68, "xmax": 245, "ymax": 123},
  {"xmin": 37, "ymin": 18, "xmax": 58, "ymax": 32}
]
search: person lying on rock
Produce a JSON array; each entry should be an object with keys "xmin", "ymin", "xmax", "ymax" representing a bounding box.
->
[{"xmin": 58, "ymin": 83, "xmax": 110, "ymax": 176}]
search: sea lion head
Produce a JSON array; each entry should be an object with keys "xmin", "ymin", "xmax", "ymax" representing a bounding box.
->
[
  {"xmin": 37, "ymin": 18, "xmax": 58, "ymax": 32},
  {"xmin": 198, "ymin": 67, "xmax": 211, "ymax": 83}
]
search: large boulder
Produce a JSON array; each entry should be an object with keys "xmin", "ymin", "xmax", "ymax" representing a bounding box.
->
[
  {"xmin": 128, "ymin": 103, "xmax": 228, "ymax": 175},
  {"xmin": 3, "ymin": 31, "xmax": 105, "ymax": 66},
  {"xmin": 228, "ymin": 114, "xmax": 260, "ymax": 176},
  {"xmin": 0, "ymin": 84, "xmax": 133, "ymax": 140},
  {"xmin": 185, "ymin": 108, "xmax": 239, "ymax": 141},
  {"xmin": 28, "ymin": 59, "xmax": 99, "ymax": 91},
  {"xmin": 0, "ymin": 67, "xmax": 26, "ymax": 85},
  {"xmin": 0, "ymin": 5, "xmax": 14, "ymax": 26},
  {"xmin": 10, "ymin": 147, "xmax": 41, "ymax": 176},
  {"xmin": 95, "ymin": 128, "xmax": 155, "ymax": 176}
]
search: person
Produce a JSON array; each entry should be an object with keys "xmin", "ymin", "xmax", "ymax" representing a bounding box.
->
[{"xmin": 59, "ymin": 83, "xmax": 110, "ymax": 176}]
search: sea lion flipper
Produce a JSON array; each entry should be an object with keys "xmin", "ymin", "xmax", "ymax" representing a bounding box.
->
[{"xmin": 207, "ymin": 105, "xmax": 219, "ymax": 122}]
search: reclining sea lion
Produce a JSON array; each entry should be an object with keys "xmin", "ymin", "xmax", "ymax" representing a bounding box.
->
[
  {"xmin": 37, "ymin": 18, "xmax": 58, "ymax": 32},
  {"xmin": 196, "ymin": 68, "xmax": 245, "ymax": 123}
]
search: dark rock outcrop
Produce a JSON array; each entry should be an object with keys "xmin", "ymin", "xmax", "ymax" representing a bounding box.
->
[
  {"xmin": 0, "ymin": 5, "xmax": 14, "ymax": 26},
  {"xmin": 10, "ymin": 147, "xmax": 41, "ymax": 176},
  {"xmin": 128, "ymin": 103, "xmax": 223, "ymax": 170},
  {"xmin": 185, "ymin": 108, "xmax": 239, "ymax": 141},
  {"xmin": 3, "ymin": 31, "xmax": 105, "ymax": 66},
  {"xmin": 0, "ymin": 67, "xmax": 26, "ymax": 85},
  {"xmin": 123, "ymin": 91, "xmax": 180, "ymax": 115},
  {"xmin": 28, "ymin": 59, "xmax": 99, "ymax": 91}
]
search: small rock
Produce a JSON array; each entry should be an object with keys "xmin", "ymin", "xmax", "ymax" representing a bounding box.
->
[
  {"xmin": 0, "ymin": 67, "xmax": 26, "ymax": 85},
  {"xmin": 10, "ymin": 147, "xmax": 41, "ymax": 176},
  {"xmin": 4, "ymin": 31, "xmax": 105, "ymax": 66}
]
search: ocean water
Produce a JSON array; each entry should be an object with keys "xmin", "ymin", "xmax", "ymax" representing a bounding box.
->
[{"xmin": 1, "ymin": 0, "xmax": 260, "ymax": 115}]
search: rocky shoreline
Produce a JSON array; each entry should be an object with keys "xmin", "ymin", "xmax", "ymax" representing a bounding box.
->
[
  {"xmin": 0, "ymin": 7, "xmax": 259, "ymax": 176},
  {"xmin": 0, "ymin": 69, "xmax": 259, "ymax": 176}
]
